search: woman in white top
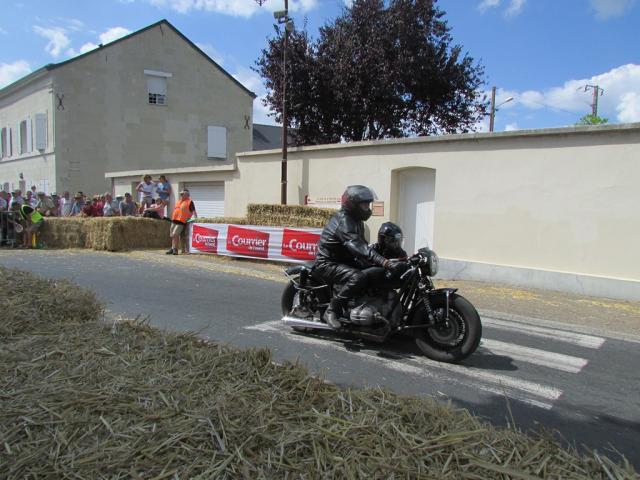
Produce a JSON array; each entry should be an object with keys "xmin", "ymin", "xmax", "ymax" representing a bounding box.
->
[{"xmin": 136, "ymin": 175, "xmax": 156, "ymax": 212}]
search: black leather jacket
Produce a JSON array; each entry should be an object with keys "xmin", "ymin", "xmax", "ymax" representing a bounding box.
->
[{"xmin": 315, "ymin": 210, "xmax": 387, "ymax": 268}]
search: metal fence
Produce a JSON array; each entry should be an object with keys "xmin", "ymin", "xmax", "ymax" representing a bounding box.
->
[{"xmin": 0, "ymin": 211, "xmax": 19, "ymax": 246}]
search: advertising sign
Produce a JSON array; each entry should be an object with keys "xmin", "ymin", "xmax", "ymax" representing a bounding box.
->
[
  {"xmin": 191, "ymin": 225, "xmax": 219, "ymax": 253},
  {"xmin": 226, "ymin": 225, "xmax": 270, "ymax": 259},
  {"xmin": 189, "ymin": 223, "xmax": 323, "ymax": 263}
]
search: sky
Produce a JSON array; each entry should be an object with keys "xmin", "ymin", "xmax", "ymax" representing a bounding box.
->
[{"xmin": 1, "ymin": 0, "xmax": 639, "ymax": 133}]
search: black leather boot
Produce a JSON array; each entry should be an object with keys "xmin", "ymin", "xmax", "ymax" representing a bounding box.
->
[{"xmin": 324, "ymin": 297, "xmax": 346, "ymax": 329}]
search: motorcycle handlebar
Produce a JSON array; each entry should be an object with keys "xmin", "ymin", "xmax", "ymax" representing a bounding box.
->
[{"xmin": 399, "ymin": 265, "xmax": 415, "ymax": 281}]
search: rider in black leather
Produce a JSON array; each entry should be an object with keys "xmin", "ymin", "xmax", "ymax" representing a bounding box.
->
[{"xmin": 314, "ymin": 185, "xmax": 400, "ymax": 328}]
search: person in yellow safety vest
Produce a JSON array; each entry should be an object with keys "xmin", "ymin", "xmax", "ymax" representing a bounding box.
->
[
  {"xmin": 166, "ymin": 189, "xmax": 197, "ymax": 255},
  {"xmin": 19, "ymin": 204, "xmax": 44, "ymax": 249}
]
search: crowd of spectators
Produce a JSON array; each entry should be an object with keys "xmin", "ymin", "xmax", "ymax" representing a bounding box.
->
[{"xmin": 0, "ymin": 175, "xmax": 173, "ymax": 219}]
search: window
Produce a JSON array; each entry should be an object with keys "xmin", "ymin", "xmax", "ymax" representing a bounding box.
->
[{"xmin": 145, "ymin": 69, "xmax": 172, "ymax": 106}]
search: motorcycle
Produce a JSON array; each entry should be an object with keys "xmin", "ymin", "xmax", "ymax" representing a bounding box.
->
[{"xmin": 281, "ymin": 247, "xmax": 482, "ymax": 363}]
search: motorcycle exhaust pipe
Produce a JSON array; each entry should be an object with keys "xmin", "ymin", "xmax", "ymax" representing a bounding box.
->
[{"xmin": 281, "ymin": 316, "xmax": 333, "ymax": 331}]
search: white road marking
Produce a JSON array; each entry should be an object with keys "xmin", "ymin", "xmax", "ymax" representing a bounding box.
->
[
  {"xmin": 246, "ymin": 319, "xmax": 563, "ymax": 409},
  {"xmin": 482, "ymin": 317, "xmax": 606, "ymax": 349},
  {"xmin": 480, "ymin": 338, "xmax": 589, "ymax": 373}
]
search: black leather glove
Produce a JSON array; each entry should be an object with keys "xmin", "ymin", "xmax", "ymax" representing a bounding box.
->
[{"xmin": 384, "ymin": 258, "xmax": 404, "ymax": 273}]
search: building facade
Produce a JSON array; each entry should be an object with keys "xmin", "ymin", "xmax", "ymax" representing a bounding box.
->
[{"xmin": 0, "ymin": 19, "xmax": 254, "ymax": 211}]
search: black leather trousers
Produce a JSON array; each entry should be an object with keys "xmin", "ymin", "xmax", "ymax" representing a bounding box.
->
[{"xmin": 313, "ymin": 262, "xmax": 368, "ymax": 301}]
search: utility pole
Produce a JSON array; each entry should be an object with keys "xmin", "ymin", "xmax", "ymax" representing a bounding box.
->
[
  {"xmin": 489, "ymin": 86, "xmax": 496, "ymax": 133},
  {"xmin": 255, "ymin": 0, "xmax": 290, "ymax": 204},
  {"xmin": 583, "ymin": 84, "xmax": 604, "ymax": 117},
  {"xmin": 281, "ymin": 0, "xmax": 289, "ymax": 205},
  {"xmin": 488, "ymin": 86, "xmax": 513, "ymax": 132}
]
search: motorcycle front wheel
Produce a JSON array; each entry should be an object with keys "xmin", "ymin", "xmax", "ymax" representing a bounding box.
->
[{"xmin": 413, "ymin": 293, "xmax": 482, "ymax": 363}]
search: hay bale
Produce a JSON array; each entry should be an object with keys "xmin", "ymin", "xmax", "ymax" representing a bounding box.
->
[
  {"xmin": 1, "ymin": 266, "xmax": 637, "ymax": 479},
  {"xmin": 39, "ymin": 217, "xmax": 89, "ymax": 248},
  {"xmin": 247, "ymin": 203, "xmax": 336, "ymax": 228},
  {"xmin": 38, "ymin": 217, "xmax": 171, "ymax": 251},
  {"xmin": 87, "ymin": 217, "xmax": 171, "ymax": 251}
]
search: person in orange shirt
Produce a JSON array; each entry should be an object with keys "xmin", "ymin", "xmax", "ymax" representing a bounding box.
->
[{"xmin": 167, "ymin": 189, "xmax": 197, "ymax": 255}]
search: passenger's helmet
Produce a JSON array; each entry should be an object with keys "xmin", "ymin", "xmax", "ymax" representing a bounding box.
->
[
  {"xmin": 341, "ymin": 185, "xmax": 374, "ymax": 221},
  {"xmin": 378, "ymin": 222, "xmax": 403, "ymax": 251}
]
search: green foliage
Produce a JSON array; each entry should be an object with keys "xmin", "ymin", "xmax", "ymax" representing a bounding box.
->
[
  {"xmin": 576, "ymin": 114, "xmax": 609, "ymax": 125},
  {"xmin": 255, "ymin": 0, "xmax": 487, "ymax": 145}
]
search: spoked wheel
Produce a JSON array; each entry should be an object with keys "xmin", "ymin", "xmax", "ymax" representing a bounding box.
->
[{"xmin": 414, "ymin": 293, "xmax": 482, "ymax": 363}]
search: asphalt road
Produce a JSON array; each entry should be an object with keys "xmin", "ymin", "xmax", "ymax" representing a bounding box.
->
[{"xmin": 2, "ymin": 249, "xmax": 639, "ymax": 468}]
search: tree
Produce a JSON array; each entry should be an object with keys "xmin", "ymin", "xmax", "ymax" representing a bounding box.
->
[
  {"xmin": 576, "ymin": 114, "xmax": 609, "ymax": 125},
  {"xmin": 255, "ymin": 0, "xmax": 487, "ymax": 145}
]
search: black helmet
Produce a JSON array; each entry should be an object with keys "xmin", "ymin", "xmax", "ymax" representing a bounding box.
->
[
  {"xmin": 341, "ymin": 185, "xmax": 374, "ymax": 221},
  {"xmin": 378, "ymin": 222, "xmax": 403, "ymax": 251}
]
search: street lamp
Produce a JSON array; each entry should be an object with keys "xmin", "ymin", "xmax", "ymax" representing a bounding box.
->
[
  {"xmin": 256, "ymin": 0, "xmax": 293, "ymax": 203},
  {"xmin": 273, "ymin": 3, "xmax": 293, "ymax": 204},
  {"xmin": 489, "ymin": 86, "xmax": 514, "ymax": 132}
]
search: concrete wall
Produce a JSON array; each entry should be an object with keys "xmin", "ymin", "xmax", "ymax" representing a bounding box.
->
[
  {"xmin": 0, "ymin": 75, "xmax": 56, "ymax": 192},
  {"xmin": 52, "ymin": 22, "xmax": 253, "ymax": 196},
  {"xmin": 232, "ymin": 124, "xmax": 640, "ymax": 300}
]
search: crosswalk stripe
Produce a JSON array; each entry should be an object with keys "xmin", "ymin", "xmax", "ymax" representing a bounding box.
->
[
  {"xmin": 480, "ymin": 338, "xmax": 589, "ymax": 373},
  {"xmin": 246, "ymin": 320, "xmax": 562, "ymax": 410},
  {"xmin": 482, "ymin": 317, "xmax": 605, "ymax": 349}
]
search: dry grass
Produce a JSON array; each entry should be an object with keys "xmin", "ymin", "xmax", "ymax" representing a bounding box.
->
[{"xmin": 0, "ymin": 267, "xmax": 637, "ymax": 479}]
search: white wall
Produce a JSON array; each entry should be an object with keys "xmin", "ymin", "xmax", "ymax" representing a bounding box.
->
[{"xmin": 231, "ymin": 124, "xmax": 640, "ymax": 300}]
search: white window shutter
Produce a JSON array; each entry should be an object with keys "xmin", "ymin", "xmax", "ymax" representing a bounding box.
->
[
  {"xmin": 16, "ymin": 124, "xmax": 22, "ymax": 155},
  {"xmin": 207, "ymin": 126, "xmax": 227, "ymax": 159},
  {"xmin": 147, "ymin": 76, "xmax": 166, "ymax": 95},
  {"xmin": 26, "ymin": 118, "xmax": 32, "ymax": 153},
  {"xmin": 35, "ymin": 113, "xmax": 47, "ymax": 150}
]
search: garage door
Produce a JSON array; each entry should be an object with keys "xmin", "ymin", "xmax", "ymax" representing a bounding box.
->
[{"xmin": 185, "ymin": 183, "xmax": 225, "ymax": 218}]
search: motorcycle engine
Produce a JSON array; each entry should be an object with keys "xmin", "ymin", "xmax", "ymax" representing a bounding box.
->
[{"xmin": 349, "ymin": 291, "xmax": 399, "ymax": 326}]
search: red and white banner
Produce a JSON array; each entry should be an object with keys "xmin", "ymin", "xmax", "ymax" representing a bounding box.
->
[{"xmin": 189, "ymin": 223, "xmax": 322, "ymax": 263}]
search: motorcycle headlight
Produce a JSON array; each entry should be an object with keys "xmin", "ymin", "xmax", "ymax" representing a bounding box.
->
[{"xmin": 427, "ymin": 250, "xmax": 439, "ymax": 277}]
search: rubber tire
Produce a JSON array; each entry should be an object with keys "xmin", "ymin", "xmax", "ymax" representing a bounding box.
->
[
  {"xmin": 281, "ymin": 281, "xmax": 297, "ymax": 316},
  {"xmin": 414, "ymin": 293, "xmax": 482, "ymax": 363},
  {"xmin": 281, "ymin": 281, "xmax": 312, "ymax": 333}
]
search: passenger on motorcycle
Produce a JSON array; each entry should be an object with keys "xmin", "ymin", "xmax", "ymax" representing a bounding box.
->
[
  {"xmin": 314, "ymin": 185, "xmax": 403, "ymax": 329},
  {"xmin": 361, "ymin": 222, "xmax": 409, "ymax": 287},
  {"xmin": 372, "ymin": 222, "xmax": 408, "ymax": 260}
]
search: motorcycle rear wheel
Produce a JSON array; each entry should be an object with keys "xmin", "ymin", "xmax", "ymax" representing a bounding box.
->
[
  {"xmin": 281, "ymin": 281, "xmax": 322, "ymax": 332},
  {"xmin": 414, "ymin": 293, "xmax": 482, "ymax": 363}
]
